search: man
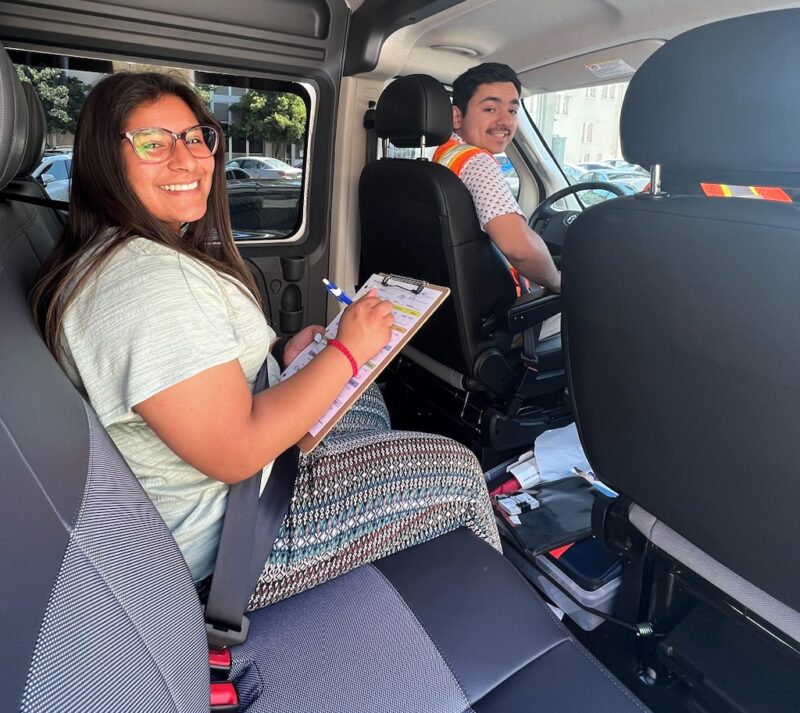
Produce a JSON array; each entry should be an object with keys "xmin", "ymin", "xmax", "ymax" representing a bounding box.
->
[{"xmin": 434, "ymin": 63, "xmax": 561, "ymax": 293}]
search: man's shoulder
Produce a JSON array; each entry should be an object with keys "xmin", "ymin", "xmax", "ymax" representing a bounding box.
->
[{"xmin": 434, "ymin": 136, "xmax": 497, "ymax": 176}]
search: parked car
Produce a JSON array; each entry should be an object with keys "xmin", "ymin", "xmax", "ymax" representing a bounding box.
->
[
  {"xmin": 582, "ymin": 168, "xmax": 650, "ymax": 192},
  {"xmin": 575, "ymin": 161, "xmax": 613, "ymax": 171},
  {"xmin": 603, "ymin": 158, "xmax": 648, "ymax": 174},
  {"xmin": 562, "ymin": 163, "xmax": 589, "ymax": 184},
  {"xmin": 31, "ymin": 153, "xmax": 72, "ymax": 201},
  {"xmin": 226, "ymin": 156, "xmax": 302, "ymax": 180}
]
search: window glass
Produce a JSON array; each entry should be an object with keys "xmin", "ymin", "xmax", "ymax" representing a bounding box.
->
[
  {"xmin": 11, "ymin": 51, "xmax": 309, "ymax": 241},
  {"xmin": 525, "ymin": 80, "xmax": 648, "ymax": 205},
  {"xmin": 48, "ymin": 160, "xmax": 69, "ymax": 181}
]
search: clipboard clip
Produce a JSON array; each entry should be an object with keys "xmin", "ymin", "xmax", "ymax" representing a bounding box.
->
[{"xmin": 381, "ymin": 273, "xmax": 428, "ymax": 294}]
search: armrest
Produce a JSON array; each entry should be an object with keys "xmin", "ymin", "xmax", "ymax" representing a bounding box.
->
[{"xmin": 496, "ymin": 289, "xmax": 561, "ymax": 335}]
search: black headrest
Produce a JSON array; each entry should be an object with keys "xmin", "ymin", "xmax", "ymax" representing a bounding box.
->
[
  {"xmin": 621, "ymin": 9, "xmax": 800, "ymax": 188},
  {"xmin": 18, "ymin": 83, "xmax": 47, "ymax": 178},
  {"xmin": 374, "ymin": 74, "xmax": 452, "ymax": 149},
  {"xmin": 0, "ymin": 42, "xmax": 29, "ymax": 191}
]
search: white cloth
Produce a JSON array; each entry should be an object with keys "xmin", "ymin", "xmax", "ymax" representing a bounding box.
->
[
  {"xmin": 61, "ymin": 237, "xmax": 279, "ymax": 581},
  {"xmin": 534, "ymin": 422, "xmax": 592, "ymax": 481}
]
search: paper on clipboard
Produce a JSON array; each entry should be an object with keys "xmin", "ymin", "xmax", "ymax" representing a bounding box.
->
[{"xmin": 280, "ymin": 273, "xmax": 449, "ymax": 452}]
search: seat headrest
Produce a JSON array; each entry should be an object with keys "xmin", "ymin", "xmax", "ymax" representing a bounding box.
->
[
  {"xmin": 621, "ymin": 9, "xmax": 800, "ymax": 189},
  {"xmin": 0, "ymin": 42, "xmax": 30, "ymax": 190},
  {"xmin": 374, "ymin": 74, "xmax": 452, "ymax": 149},
  {"xmin": 18, "ymin": 82, "xmax": 47, "ymax": 177}
]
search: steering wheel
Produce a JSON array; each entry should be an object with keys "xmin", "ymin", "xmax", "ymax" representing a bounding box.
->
[{"xmin": 529, "ymin": 181, "xmax": 627, "ymax": 254}]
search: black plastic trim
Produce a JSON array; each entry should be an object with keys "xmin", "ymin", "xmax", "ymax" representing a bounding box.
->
[{"xmin": 344, "ymin": 0, "xmax": 466, "ymax": 76}]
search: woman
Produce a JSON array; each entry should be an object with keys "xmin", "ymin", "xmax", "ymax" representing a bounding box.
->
[{"xmin": 31, "ymin": 71, "xmax": 500, "ymax": 609}]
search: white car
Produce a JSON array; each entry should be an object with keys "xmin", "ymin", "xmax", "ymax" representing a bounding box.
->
[
  {"xmin": 31, "ymin": 153, "xmax": 72, "ymax": 201},
  {"xmin": 226, "ymin": 156, "xmax": 302, "ymax": 180}
]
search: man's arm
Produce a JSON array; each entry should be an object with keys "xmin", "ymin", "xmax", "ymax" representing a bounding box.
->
[{"xmin": 484, "ymin": 212, "xmax": 561, "ymax": 292}]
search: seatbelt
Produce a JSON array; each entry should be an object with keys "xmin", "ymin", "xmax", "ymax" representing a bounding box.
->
[
  {"xmin": 204, "ymin": 358, "xmax": 300, "ymax": 648},
  {"xmin": 0, "ymin": 187, "xmax": 69, "ymax": 211}
]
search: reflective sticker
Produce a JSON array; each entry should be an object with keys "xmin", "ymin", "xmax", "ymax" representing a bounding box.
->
[{"xmin": 701, "ymin": 183, "xmax": 792, "ymax": 202}]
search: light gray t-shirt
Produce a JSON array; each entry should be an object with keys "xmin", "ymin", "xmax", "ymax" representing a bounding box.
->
[{"xmin": 61, "ymin": 237, "xmax": 280, "ymax": 582}]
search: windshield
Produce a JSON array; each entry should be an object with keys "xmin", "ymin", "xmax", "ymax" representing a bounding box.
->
[{"xmin": 524, "ymin": 80, "xmax": 649, "ymax": 202}]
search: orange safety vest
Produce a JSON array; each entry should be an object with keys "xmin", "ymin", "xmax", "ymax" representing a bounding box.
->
[{"xmin": 433, "ymin": 137, "xmax": 530, "ymax": 295}]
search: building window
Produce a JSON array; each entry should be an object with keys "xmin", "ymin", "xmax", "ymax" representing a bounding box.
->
[
  {"xmin": 556, "ymin": 94, "xmax": 570, "ymax": 115},
  {"xmin": 601, "ymin": 84, "xmax": 617, "ymax": 100},
  {"xmin": 583, "ymin": 153, "xmax": 591, "ymax": 162},
  {"xmin": 586, "ymin": 86, "xmax": 596, "ymax": 98},
  {"xmin": 581, "ymin": 122, "xmax": 594, "ymax": 142}
]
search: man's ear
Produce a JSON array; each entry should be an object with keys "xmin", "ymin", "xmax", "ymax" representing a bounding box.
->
[{"xmin": 452, "ymin": 105, "xmax": 462, "ymax": 131}]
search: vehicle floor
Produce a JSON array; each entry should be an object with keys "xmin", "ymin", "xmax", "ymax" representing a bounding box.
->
[{"xmin": 561, "ymin": 614, "xmax": 698, "ymax": 713}]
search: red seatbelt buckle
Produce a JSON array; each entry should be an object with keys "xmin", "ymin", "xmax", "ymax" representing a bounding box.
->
[
  {"xmin": 209, "ymin": 647, "xmax": 232, "ymax": 681},
  {"xmin": 210, "ymin": 681, "xmax": 239, "ymax": 712}
]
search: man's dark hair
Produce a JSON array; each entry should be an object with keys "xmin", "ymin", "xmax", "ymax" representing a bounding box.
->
[{"xmin": 452, "ymin": 63, "xmax": 521, "ymax": 115}]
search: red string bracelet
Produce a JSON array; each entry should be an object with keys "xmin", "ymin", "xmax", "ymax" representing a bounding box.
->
[{"xmin": 327, "ymin": 338, "xmax": 359, "ymax": 377}]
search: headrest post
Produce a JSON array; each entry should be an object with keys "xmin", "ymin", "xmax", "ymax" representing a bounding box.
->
[
  {"xmin": 418, "ymin": 135, "xmax": 427, "ymax": 161},
  {"xmin": 649, "ymin": 164, "xmax": 664, "ymax": 196},
  {"xmin": 381, "ymin": 138, "xmax": 390, "ymax": 158}
]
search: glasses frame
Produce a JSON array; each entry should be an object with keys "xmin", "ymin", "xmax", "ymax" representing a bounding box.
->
[{"xmin": 120, "ymin": 124, "xmax": 220, "ymax": 163}]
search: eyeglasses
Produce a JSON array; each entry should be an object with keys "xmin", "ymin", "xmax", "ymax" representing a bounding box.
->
[{"xmin": 120, "ymin": 124, "xmax": 219, "ymax": 163}]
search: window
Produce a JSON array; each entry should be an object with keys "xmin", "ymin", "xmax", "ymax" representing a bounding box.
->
[
  {"xmin": 11, "ymin": 50, "xmax": 310, "ymax": 241},
  {"xmin": 555, "ymin": 94, "xmax": 570, "ymax": 115},
  {"xmin": 526, "ymin": 80, "xmax": 647, "ymax": 206},
  {"xmin": 47, "ymin": 160, "xmax": 69, "ymax": 181}
]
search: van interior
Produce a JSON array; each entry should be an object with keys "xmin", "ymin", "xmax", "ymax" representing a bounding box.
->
[{"xmin": 2, "ymin": 1, "xmax": 799, "ymax": 711}]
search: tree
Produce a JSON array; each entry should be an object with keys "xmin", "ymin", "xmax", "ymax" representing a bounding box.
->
[
  {"xmin": 231, "ymin": 90, "xmax": 306, "ymax": 160},
  {"xmin": 15, "ymin": 66, "xmax": 87, "ymax": 146},
  {"xmin": 195, "ymin": 83, "xmax": 216, "ymax": 109}
]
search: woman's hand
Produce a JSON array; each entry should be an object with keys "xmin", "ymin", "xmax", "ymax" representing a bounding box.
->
[
  {"xmin": 335, "ymin": 288, "xmax": 394, "ymax": 366},
  {"xmin": 281, "ymin": 324, "xmax": 326, "ymax": 368}
]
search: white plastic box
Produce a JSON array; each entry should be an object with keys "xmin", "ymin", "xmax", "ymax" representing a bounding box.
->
[{"xmin": 529, "ymin": 553, "xmax": 621, "ymax": 631}]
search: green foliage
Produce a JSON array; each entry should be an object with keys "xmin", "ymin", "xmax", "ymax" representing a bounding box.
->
[
  {"xmin": 15, "ymin": 66, "xmax": 87, "ymax": 142},
  {"xmin": 231, "ymin": 90, "xmax": 306, "ymax": 157},
  {"xmin": 195, "ymin": 83, "xmax": 216, "ymax": 109}
]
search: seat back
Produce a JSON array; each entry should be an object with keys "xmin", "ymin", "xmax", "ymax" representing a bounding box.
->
[
  {"xmin": 359, "ymin": 74, "xmax": 516, "ymax": 382},
  {"xmin": 564, "ymin": 10, "xmax": 800, "ymax": 623},
  {"xmin": 0, "ymin": 44, "xmax": 208, "ymax": 712}
]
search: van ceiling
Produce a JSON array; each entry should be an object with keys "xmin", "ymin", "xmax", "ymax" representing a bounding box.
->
[{"xmin": 358, "ymin": 0, "xmax": 800, "ymax": 91}]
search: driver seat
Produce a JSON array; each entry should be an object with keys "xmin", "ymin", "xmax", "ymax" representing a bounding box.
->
[{"xmin": 359, "ymin": 74, "xmax": 570, "ymax": 460}]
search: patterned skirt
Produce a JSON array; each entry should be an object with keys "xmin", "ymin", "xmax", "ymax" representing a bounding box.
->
[{"xmin": 246, "ymin": 385, "xmax": 500, "ymax": 610}]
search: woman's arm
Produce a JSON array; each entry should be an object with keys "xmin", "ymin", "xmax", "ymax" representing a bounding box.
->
[{"xmin": 134, "ymin": 290, "xmax": 393, "ymax": 483}]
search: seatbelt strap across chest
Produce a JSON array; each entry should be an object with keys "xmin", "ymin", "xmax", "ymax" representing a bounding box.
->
[{"xmin": 204, "ymin": 357, "xmax": 299, "ymax": 648}]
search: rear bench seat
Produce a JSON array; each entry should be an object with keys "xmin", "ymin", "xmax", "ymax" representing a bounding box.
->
[{"xmin": 0, "ymin": 44, "xmax": 649, "ymax": 713}]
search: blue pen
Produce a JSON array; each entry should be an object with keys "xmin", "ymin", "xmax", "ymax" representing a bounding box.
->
[{"xmin": 322, "ymin": 278, "xmax": 353, "ymax": 306}]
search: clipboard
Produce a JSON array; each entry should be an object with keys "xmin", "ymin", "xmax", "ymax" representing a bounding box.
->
[{"xmin": 280, "ymin": 273, "xmax": 449, "ymax": 453}]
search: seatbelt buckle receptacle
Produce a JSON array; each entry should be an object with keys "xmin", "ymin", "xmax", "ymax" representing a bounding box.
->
[
  {"xmin": 210, "ymin": 681, "xmax": 239, "ymax": 712},
  {"xmin": 205, "ymin": 612, "xmax": 250, "ymax": 649}
]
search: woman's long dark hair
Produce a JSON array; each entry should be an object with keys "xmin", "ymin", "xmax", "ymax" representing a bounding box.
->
[{"xmin": 30, "ymin": 71, "xmax": 260, "ymax": 359}]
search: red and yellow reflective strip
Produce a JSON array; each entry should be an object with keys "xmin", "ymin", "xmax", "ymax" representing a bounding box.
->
[{"xmin": 700, "ymin": 183, "xmax": 792, "ymax": 202}]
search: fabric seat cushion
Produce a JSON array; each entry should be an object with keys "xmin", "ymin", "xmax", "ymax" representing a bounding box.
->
[{"xmin": 232, "ymin": 528, "xmax": 649, "ymax": 713}]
